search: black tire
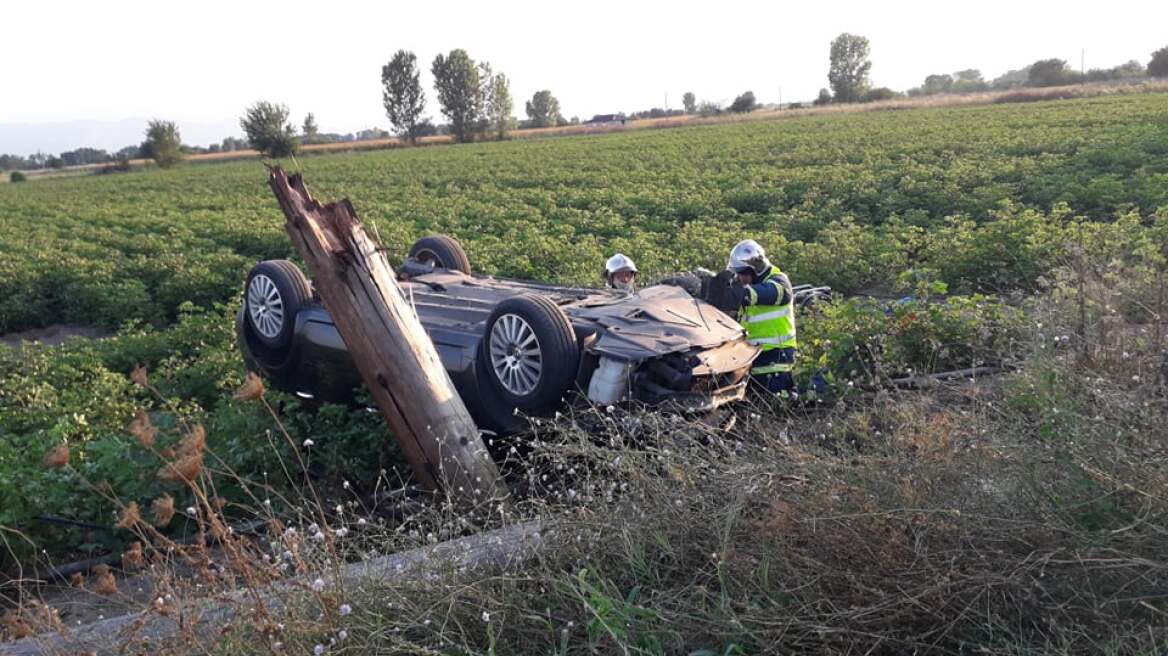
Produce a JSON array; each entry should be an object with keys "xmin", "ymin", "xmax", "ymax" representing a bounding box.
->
[
  {"xmin": 657, "ymin": 272, "xmax": 702, "ymax": 297},
  {"xmin": 705, "ymin": 270, "xmax": 742, "ymax": 316},
  {"xmin": 243, "ymin": 260, "xmax": 312, "ymax": 351},
  {"xmin": 796, "ymin": 287, "xmax": 833, "ymax": 313},
  {"xmin": 478, "ymin": 294, "xmax": 580, "ymax": 414},
  {"xmin": 408, "ymin": 235, "xmax": 472, "ymax": 274}
]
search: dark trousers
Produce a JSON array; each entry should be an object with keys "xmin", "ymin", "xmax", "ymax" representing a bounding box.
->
[{"xmin": 752, "ymin": 347, "xmax": 796, "ymax": 395}]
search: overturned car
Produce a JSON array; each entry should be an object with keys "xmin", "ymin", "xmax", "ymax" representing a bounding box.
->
[{"xmin": 238, "ymin": 235, "xmax": 825, "ymax": 433}]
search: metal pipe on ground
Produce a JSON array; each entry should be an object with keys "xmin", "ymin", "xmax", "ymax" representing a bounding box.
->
[
  {"xmin": 888, "ymin": 366, "xmax": 1011, "ymax": 389},
  {"xmin": 3, "ymin": 521, "xmax": 546, "ymax": 656}
]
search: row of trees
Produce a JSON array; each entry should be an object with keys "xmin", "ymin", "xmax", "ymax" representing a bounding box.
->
[
  {"xmin": 908, "ymin": 58, "xmax": 1153, "ymax": 98},
  {"xmin": 1, "ymin": 122, "xmax": 273, "ymax": 172},
  {"xmin": 0, "ymin": 148, "xmax": 130, "ymax": 172},
  {"xmin": 380, "ymin": 48, "xmax": 616, "ymax": 143},
  {"xmin": 816, "ymin": 35, "xmax": 1168, "ymax": 107},
  {"xmin": 0, "ymin": 123, "xmax": 187, "ymax": 172},
  {"xmin": 8, "ymin": 44, "xmax": 1168, "ymax": 171},
  {"xmin": 382, "ymin": 49, "xmax": 518, "ymax": 143}
]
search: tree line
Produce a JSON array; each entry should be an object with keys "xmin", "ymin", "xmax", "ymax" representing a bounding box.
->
[
  {"xmin": 6, "ymin": 43, "xmax": 1167, "ymax": 175},
  {"xmin": 817, "ymin": 36, "xmax": 1168, "ymax": 106}
]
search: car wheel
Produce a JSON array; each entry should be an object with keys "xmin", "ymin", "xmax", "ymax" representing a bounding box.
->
[
  {"xmin": 657, "ymin": 272, "xmax": 702, "ymax": 297},
  {"xmin": 796, "ymin": 288, "xmax": 832, "ymax": 313},
  {"xmin": 244, "ymin": 260, "xmax": 312, "ymax": 351},
  {"xmin": 479, "ymin": 295, "xmax": 580, "ymax": 414},
  {"xmin": 408, "ymin": 234, "xmax": 472, "ymax": 274}
]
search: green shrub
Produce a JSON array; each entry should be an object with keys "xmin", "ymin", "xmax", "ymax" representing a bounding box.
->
[
  {"xmin": 0, "ymin": 305, "xmax": 397, "ymax": 568},
  {"xmin": 797, "ymin": 291, "xmax": 1025, "ymax": 391}
]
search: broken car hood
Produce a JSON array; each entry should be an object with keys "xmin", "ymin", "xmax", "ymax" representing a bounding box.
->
[
  {"xmin": 402, "ymin": 271, "xmax": 753, "ymax": 363},
  {"xmin": 565, "ymin": 285, "xmax": 748, "ymax": 362}
]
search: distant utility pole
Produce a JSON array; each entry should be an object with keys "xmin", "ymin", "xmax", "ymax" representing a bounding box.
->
[
  {"xmin": 664, "ymin": 91, "xmax": 669, "ymax": 110},
  {"xmin": 778, "ymin": 86, "xmax": 782, "ymax": 110},
  {"xmin": 1081, "ymin": 49, "xmax": 1085, "ymax": 85}
]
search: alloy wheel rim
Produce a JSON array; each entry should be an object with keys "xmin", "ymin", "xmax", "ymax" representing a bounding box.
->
[
  {"xmin": 489, "ymin": 314, "xmax": 542, "ymax": 396},
  {"xmin": 247, "ymin": 274, "xmax": 284, "ymax": 339}
]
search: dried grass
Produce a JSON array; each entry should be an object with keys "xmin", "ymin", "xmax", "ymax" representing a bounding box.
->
[
  {"xmin": 113, "ymin": 502, "xmax": 141, "ymax": 530},
  {"xmin": 5, "ymin": 256, "xmax": 1167, "ymax": 654},
  {"xmin": 41, "ymin": 443, "xmax": 69, "ymax": 469},
  {"xmin": 151, "ymin": 495, "xmax": 176, "ymax": 527},
  {"xmin": 127, "ymin": 409, "xmax": 157, "ymax": 448}
]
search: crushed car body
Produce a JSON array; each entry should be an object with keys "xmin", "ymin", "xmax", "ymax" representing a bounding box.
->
[{"xmin": 237, "ymin": 236, "xmax": 761, "ymax": 433}]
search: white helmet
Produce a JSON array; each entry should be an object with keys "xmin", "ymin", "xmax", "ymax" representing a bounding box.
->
[
  {"xmin": 727, "ymin": 239, "xmax": 771, "ymax": 277},
  {"xmin": 604, "ymin": 253, "xmax": 638, "ymax": 291}
]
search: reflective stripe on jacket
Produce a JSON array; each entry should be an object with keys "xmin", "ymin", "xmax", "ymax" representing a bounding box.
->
[{"xmin": 739, "ymin": 269, "xmax": 797, "ymax": 363}]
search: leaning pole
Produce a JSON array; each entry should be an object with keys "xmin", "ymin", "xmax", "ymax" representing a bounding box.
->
[{"xmin": 267, "ymin": 167, "xmax": 506, "ymax": 508}]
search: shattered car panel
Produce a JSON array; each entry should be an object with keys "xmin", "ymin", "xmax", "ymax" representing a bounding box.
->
[{"xmin": 569, "ymin": 284, "xmax": 746, "ymax": 361}]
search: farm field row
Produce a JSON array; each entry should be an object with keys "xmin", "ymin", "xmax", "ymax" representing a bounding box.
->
[
  {"xmin": 6, "ymin": 79, "xmax": 1164, "ymax": 184},
  {"xmin": 1, "ymin": 92, "xmax": 1166, "ymax": 336},
  {"xmin": 1, "ymin": 92, "xmax": 1166, "ymax": 565}
]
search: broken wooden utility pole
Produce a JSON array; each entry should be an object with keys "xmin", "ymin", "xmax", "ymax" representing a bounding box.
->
[{"xmin": 267, "ymin": 167, "xmax": 505, "ymax": 507}]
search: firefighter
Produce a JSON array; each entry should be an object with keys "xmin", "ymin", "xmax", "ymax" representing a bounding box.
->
[
  {"xmin": 604, "ymin": 253, "xmax": 638, "ymax": 292},
  {"xmin": 726, "ymin": 239, "xmax": 797, "ymax": 395}
]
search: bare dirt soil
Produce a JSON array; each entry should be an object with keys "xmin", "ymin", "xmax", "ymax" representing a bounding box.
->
[{"xmin": 0, "ymin": 325, "xmax": 109, "ymax": 348}]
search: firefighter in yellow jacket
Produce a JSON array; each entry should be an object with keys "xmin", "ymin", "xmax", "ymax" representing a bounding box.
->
[{"xmin": 726, "ymin": 239, "xmax": 797, "ymax": 394}]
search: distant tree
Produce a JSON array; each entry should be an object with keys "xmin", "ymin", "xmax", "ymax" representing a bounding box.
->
[
  {"xmin": 922, "ymin": 73, "xmax": 954, "ymax": 95},
  {"xmin": 1113, "ymin": 60, "xmax": 1145, "ymax": 78},
  {"xmin": 952, "ymin": 69, "xmax": 988, "ymax": 93},
  {"xmin": 813, "ymin": 88, "xmax": 833, "ymax": 106},
  {"xmin": 728, "ymin": 91, "xmax": 758, "ymax": 113},
  {"xmin": 355, "ymin": 127, "xmax": 391, "ymax": 141},
  {"xmin": 432, "ymin": 49, "xmax": 484, "ymax": 143},
  {"xmin": 628, "ymin": 107, "xmax": 685, "ymax": 120},
  {"xmin": 863, "ymin": 87, "xmax": 899, "ymax": 102},
  {"xmin": 525, "ymin": 90, "xmax": 563, "ymax": 128},
  {"xmin": 991, "ymin": 67, "xmax": 1030, "ymax": 90},
  {"xmin": 682, "ymin": 92, "xmax": 697, "ymax": 114},
  {"xmin": 1149, "ymin": 46, "xmax": 1168, "ymax": 78},
  {"xmin": 1084, "ymin": 62, "xmax": 1145, "ymax": 83},
  {"xmin": 240, "ymin": 101, "xmax": 298, "ymax": 157},
  {"xmin": 382, "ymin": 50, "xmax": 428, "ymax": 144},
  {"xmin": 302, "ymin": 113, "xmax": 319, "ymax": 143},
  {"xmin": 1084, "ymin": 68, "xmax": 1111, "ymax": 83},
  {"xmin": 485, "ymin": 71, "xmax": 514, "ymax": 140},
  {"xmin": 143, "ymin": 120, "xmax": 183, "ymax": 168},
  {"xmin": 113, "ymin": 145, "xmax": 141, "ymax": 160},
  {"xmin": 47, "ymin": 156, "xmax": 65, "ymax": 169},
  {"xmin": 697, "ymin": 100, "xmax": 722, "ymax": 117},
  {"xmin": 59, "ymin": 147, "xmax": 111, "ymax": 167},
  {"xmin": 1027, "ymin": 59, "xmax": 1072, "ymax": 87},
  {"xmin": 0, "ymin": 154, "xmax": 27, "ymax": 171},
  {"xmin": 218, "ymin": 137, "xmax": 246, "ymax": 152},
  {"xmin": 10, "ymin": 171, "xmax": 26, "ymax": 183},
  {"xmin": 828, "ymin": 33, "xmax": 871, "ymax": 103}
]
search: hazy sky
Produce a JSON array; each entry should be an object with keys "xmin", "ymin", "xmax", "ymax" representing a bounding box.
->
[{"xmin": 2, "ymin": 0, "xmax": 1165, "ymax": 151}]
